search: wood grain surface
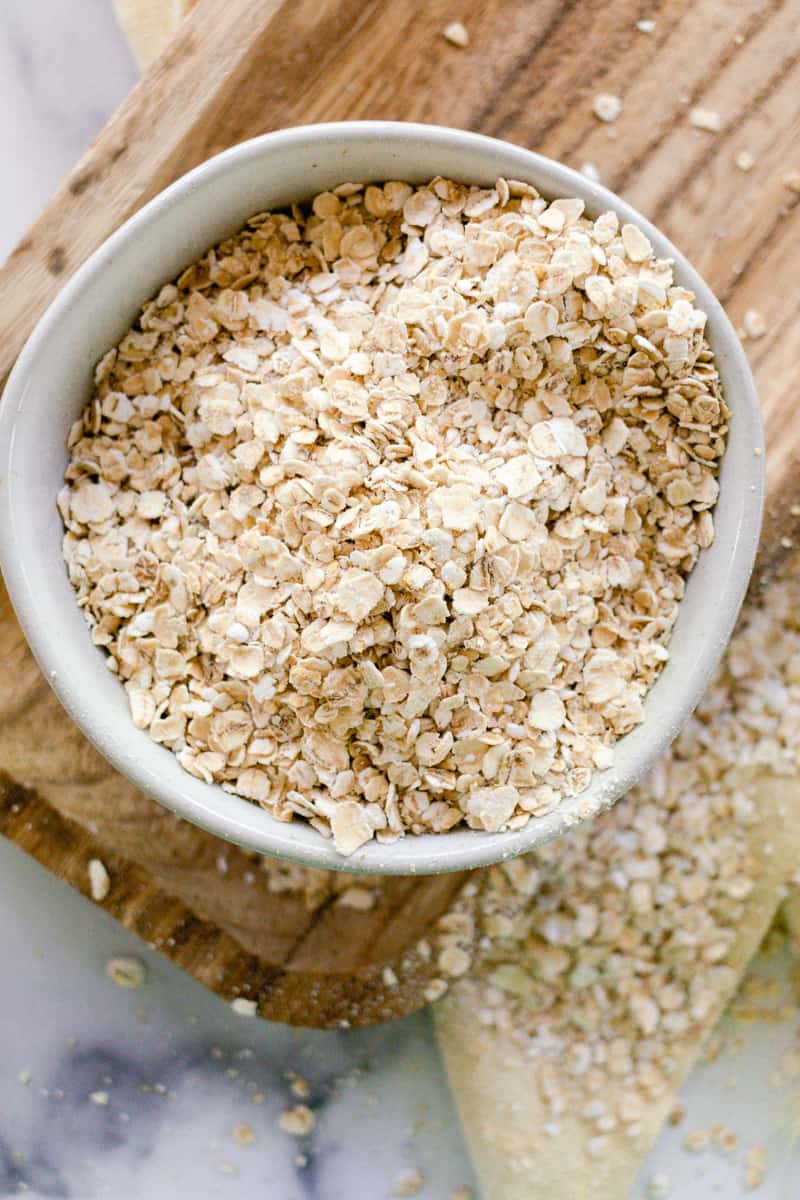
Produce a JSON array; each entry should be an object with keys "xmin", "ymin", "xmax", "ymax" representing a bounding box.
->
[{"xmin": 0, "ymin": 0, "xmax": 799, "ymax": 1026}]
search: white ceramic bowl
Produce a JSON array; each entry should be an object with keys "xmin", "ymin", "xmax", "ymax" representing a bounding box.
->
[{"xmin": 0, "ymin": 122, "xmax": 764, "ymax": 875}]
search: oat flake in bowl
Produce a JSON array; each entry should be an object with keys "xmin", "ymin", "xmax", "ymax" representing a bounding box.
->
[{"xmin": 60, "ymin": 176, "xmax": 726, "ymax": 856}]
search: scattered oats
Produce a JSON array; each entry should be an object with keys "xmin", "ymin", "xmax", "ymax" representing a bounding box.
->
[
  {"xmin": 771, "ymin": 1043, "xmax": 800, "ymax": 1087},
  {"xmin": 593, "ymin": 93, "xmax": 622, "ymax": 122},
  {"xmin": 232, "ymin": 1122, "xmax": 255, "ymax": 1145},
  {"xmin": 289, "ymin": 1072, "xmax": 311, "ymax": 1099},
  {"xmin": 231, "ymin": 998, "xmax": 258, "ymax": 1017},
  {"xmin": 435, "ymin": 571, "xmax": 800, "ymax": 1161},
  {"xmin": 17, "ymin": 1070, "xmax": 32, "ymax": 1085},
  {"xmin": 279, "ymin": 1104, "xmax": 315, "ymax": 1136},
  {"xmin": 636, "ymin": 18, "xmax": 656, "ymax": 33},
  {"xmin": 450, "ymin": 1189, "xmax": 474, "ymax": 1200},
  {"xmin": 438, "ymin": 944, "xmax": 472, "ymax": 978},
  {"xmin": 782, "ymin": 170, "xmax": 800, "ymax": 193},
  {"xmin": 62, "ymin": 178, "xmax": 726, "ymax": 853},
  {"xmin": 337, "ymin": 885, "xmax": 375, "ymax": 910},
  {"xmin": 744, "ymin": 1143, "xmax": 767, "ymax": 1189},
  {"xmin": 736, "ymin": 150, "xmax": 755, "ymax": 172},
  {"xmin": 701, "ymin": 1030, "xmax": 725, "ymax": 1063},
  {"xmin": 580, "ymin": 162, "xmax": 601, "ymax": 183},
  {"xmin": 689, "ymin": 107, "xmax": 722, "ymax": 132},
  {"xmin": 105, "ymin": 956, "xmax": 146, "ymax": 989},
  {"xmin": 89, "ymin": 1090, "xmax": 109, "ymax": 1107},
  {"xmin": 683, "ymin": 1129, "xmax": 710, "ymax": 1153},
  {"xmin": 647, "ymin": 1174, "xmax": 671, "ymax": 1199},
  {"xmin": 742, "ymin": 308, "xmax": 767, "ymax": 339},
  {"xmin": 88, "ymin": 858, "xmax": 111, "ymax": 902},
  {"xmin": 391, "ymin": 1167, "xmax": 425, "ymax": 1196},
  {"xmin": 443, "ymin": 21, "xmax": 469, "ymax": 47},
  {"xmin": 711, "ymin": 1123, "xmax": 738, "ymax": 1153},
  {"xmin": 424, "ymin": 978, "xmax": 449, "ymax": 1004}
]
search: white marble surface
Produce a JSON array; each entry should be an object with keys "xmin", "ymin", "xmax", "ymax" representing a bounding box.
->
[{"xmin": 0, "ymin": 5, "xmax": 798, "ymax": 1199}]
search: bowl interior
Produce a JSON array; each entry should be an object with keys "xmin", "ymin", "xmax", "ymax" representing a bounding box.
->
[{"xmin": 0, "ymin": 123, "xmax": 764, "ymax": 874}]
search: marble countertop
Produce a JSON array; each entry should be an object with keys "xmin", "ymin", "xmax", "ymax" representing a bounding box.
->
[{"xmin": 0, "ymin": 5, "xmax": 798, "ymax": 1198}]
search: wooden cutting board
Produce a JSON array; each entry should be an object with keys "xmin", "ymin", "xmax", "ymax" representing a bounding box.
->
[{"xmin": 1, "ymin": 0, "xmax": 799, "ymax": 1028}]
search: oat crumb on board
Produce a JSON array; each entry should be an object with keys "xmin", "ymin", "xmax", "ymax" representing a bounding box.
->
[
  {"xmin": 742, "ymin": 308, "xmax": 767, "ymax": 339},
  {"xmin": 88, "ymin": 858, "xmax": 111, "ymax": 901},
  {"xmin": 424, "ymin": 978, "xmax": 449, "ymax": 1004},
  {"xmin": 593, "ymin": 93, "xmax": 622, "ymax": 122},
  {"xmin": 89, "ymin": 1090, "xmax": 109, "ymax": 1106},
  {"xmin": 231, "ymin": 997, "xmax": 257, "ymax": 1017},
  {"xmin": 736, "ymin": 150, "xmax": 755, "ymax": 172},
  {"xmin": 443, "ymin": 21, "xmax": 469, "ymax": 47},
  {"xmin": 336, "ymin": 884, "xmax": 375, "ymax": 910},
  {"xmin": 689, "ymin": 106, "xmax": 722, "ymax": 132}
]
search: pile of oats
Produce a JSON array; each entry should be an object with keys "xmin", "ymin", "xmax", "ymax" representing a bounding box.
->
[
  {"xmin": 438, "ymin": 570, "xmax": 800, "ymax": 1157},
  {"xmin": 258, "ymin": 855, "xmax": 382, "ymax": 911},
  {"xmin": 61, "ymin": 177, "xmax": 726, "ymax": 854}
]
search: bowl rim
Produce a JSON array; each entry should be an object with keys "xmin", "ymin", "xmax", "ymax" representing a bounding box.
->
[{"xmin": 0, "ymin": 120, "xmax": 764, "ymax": 875}]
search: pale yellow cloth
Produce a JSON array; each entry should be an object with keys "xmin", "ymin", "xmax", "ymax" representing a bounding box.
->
[{"xmin": 113, "ymin": 0, "xmax": 194, "ymax": 69}]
